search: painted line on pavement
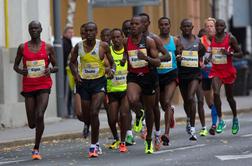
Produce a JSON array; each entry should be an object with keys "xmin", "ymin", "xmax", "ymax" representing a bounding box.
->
[
  {"xmin": 153, "ymin": 144, "xmax": 206, "ymax": 154},
  {"xmin": 216, "ymin": 153, "xmax": 252, "ymax": 161},
  {"xmin": 241, "ymin": 134, "xmax": 252, "ymax": 137},
  {"xmin": 0, "ymin": 159, "xmax": 29, "ymax": 165}
]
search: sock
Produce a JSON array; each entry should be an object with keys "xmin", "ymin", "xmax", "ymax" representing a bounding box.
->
[
  {"xmin": 155, "ymin": 130, "xmax": 161, "ymax": 136},
  {"xmin": 210, "ymin": 104, "xmax": 217, "ymax": 125},
  {"xmin": 91, "ymin": 144, "xmax": 96, "ymax": 148},
  {"xmin": 202, "ymin": 126, "xmax": 206, "ymax": 130},
  {"xmin": 190, "ymin": 127, "xmax": 195, "ymax": 134},
  {"xmin": 127, "ymin": 130, "xmax": 133, "ymax": 136}
]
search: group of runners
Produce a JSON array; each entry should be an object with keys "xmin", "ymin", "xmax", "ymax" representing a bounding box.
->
[{"xmin": 13, "ymin": 13, "xmax": 243, "ymax": 160}]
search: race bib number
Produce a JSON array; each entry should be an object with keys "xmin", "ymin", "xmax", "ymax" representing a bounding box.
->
[
  {"xmin": 158, "ymin": 52, "xmax": 173, "ymax": 69},
  {"xmin": 181, "ymin": 51, "xmax": 199, "ymax": 67},
  {"xmin": 26, "ymin": 60, "xmax": 45, "ymax": 78},
  {"xmin": 212, "ymin": 48, "xmax": 227, "ymax": 64},
  {"xmin": 82, "ymin": 62, "xmax": 99, "ymax": 79},
  {"xmin": 112, "ymin": 71, "xmax": 127, "ymax": 86},
  {"xmin": 128, "ymin": 49, "xmax": 148, "ymax": 68}
]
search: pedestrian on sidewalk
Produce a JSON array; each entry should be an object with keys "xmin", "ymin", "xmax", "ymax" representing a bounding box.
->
[{"xmin": 13, "ymin": 20, "xmax": 58, "ymax": 160}]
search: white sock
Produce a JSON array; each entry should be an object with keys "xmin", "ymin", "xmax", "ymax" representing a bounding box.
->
[
  {"xmin": 91, "ymin": 144, "xmax": 96, "ymax": 148},
  {"xmin": 155, "ymin": 130, "xmax": 161, "ymax": 136},
  {"xmin": 202, "ymin": 126, "xmax": 206, "ymax": 130},
  {"xmin": 127, "ymin": 130, "xmax": 133, "ymax": 136},
  {"xmin": 190, "ymin": 127, "xmax": 195, "ymax": 133}
]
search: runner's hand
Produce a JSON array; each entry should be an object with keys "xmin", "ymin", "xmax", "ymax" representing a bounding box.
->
[
  {"xmin": 176, "ymin": 54, "xmax": 182, "ymax": 62},
  {"xmin": 220, "ymin": 49, "xmax": 230, "ymax": 56},
  {"xmin": 74, "ymin": 75, "xmax": 83, "ymax": 85},
  {"xmin": 107, "ymin": 68, "xmax": 115, "ymax": 79},
  {"xmin": 44, "ymin": 68, "xmax": 51, "ymax": 76},
  {"xmin": 120, "ymin": 59, "xmax": 126, "ymax": 66},
  {"xmin": 137, "ymin": 50, "xmax": 147, "ymax": 61},
  {"xmin": 21, "ymin": 68, "xmax": 28, "ymax": 76}
]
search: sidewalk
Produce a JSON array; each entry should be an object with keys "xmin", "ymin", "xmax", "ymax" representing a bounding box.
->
[{"xmin": 1, "ymin": 94, "xmax": 252, "ymax": 147}]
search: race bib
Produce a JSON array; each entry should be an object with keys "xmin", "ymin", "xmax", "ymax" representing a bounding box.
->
[
  {"xmin": 158, "ymin": 52, "xmax": 173, "ymax": 69},
  {"xmin": 26, "ymin": 60, "xmax": 45, "ymax": 78},
  {"xmin": 112, "ymin": 70, "xmax": 127, "ymax": 86},
  {"xmin": 82, "ymin": 62, "xmax": 99, "ymax": 79},
  {"xmin": 128, "ymin": 49, "xmax": 148, "ymax": 68},
  {"xmin": 181, "ymin": 51, "xmax": 199, "ymax": 67},
  {"xmin": 212, "ymin": 48, "xmax": 227, "ymax": 64}
]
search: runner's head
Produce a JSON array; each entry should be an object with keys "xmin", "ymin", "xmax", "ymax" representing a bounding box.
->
[
  {"xmin": 85, "ymin": 22, "xmax": 97, "ymax": 41},
  {"xmin": 28, "ymin": 20, "xmax": 42, "ymax": 39},
  {"xmin": 122, "ymin": 19, "xmax": 131, "ymax": 37},
  {"xmin": 80, "ymin": 23, "xmax": 86, "ymax": 40},
  {"xmin": 139, "ymin": 13, "xmax": 150, "ymax": 33},
  {"xmin": 130, "ymin": 16, "xmax": 143, "ymax": 36},
  {"xmin": 215, "ymin": 19, "xmax": 226, "ymax": 34},
  {"xmin": 180, "ymin": 19, "xmax": 193, "ymax": 36},
  {"xmin": 158, "ymin": 17, "xmax": 171, "ymax": 36},
  {"xmin": 100, "ymin": 28, "xmax": 111, "ymax": 44},
  {"xmin": 111, "ymin": 28, "xmax": 124, "ymax": 48},
  {"xmin": 204, "ymin": 17, "xmax": 216, "ymax": 37}
]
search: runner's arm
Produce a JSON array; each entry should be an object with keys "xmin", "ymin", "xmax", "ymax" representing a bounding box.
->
[
  {"xmin": 46, "ymin": 44, "xmax": 58, "ymax": 74},
  {"xmin": 103, "ymin": 42, "xmax": 116, "ymax": 77},
  {"xmin": 144, "ymin": 37, "xmax": 161, "ymax": 67},
  {"xmin": 69, "ymin": 44, "xmax": 82, "ymax": 83},
  {"xmin": 154, "ymin": 35, "xmax": 171, "ymax": 62},
  {"xmin": 230, "ymin": 35, "xmax": 243, "ymax": 58},
  {"xmin": 13, "ymin": 44, "xmax": 28, "ymax": 76}
]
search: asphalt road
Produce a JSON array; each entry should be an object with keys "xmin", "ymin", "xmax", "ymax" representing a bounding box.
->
[{"xmin": 1, "ymin": 112, "xmax": 252, "ymax": 166}]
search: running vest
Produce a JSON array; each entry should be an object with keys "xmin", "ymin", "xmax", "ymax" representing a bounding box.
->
[
  {"xmin": 107, "ymin": 46, "xmax": 127, "ymax": 93},
  {"xmin": 211, "ymin": 33, "xmax": 234, "ymax": 71},
  {"xmin": 127, "ymin": 36, "xmax": 150, "ymax": 74},
  {"xmin": 78, "ymin": 40, "xmax": 105, "ymax": 80},
  {"xmin": 22, "ymin": 41, "xmax": 52, "ymax": 92},
  {"xmin": 157, "ymin": 35, "xmax": 177, "ymax": 74},
  {"xmin": 178, "ymin": 35, "xmax": 201, "ymax": 77}
]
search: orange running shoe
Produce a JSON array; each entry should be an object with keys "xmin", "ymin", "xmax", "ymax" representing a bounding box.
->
[
  {"xmin": 140, "ymin": 128, "xmax": 147, "ymax": 140},
  {"xmin": 32, "ymin": 149, "xmax": 42, "ymax": 160},
  {"xmin": 119, "ymin": 143, "xmax": 128, "ymax": 153},
  {"xmin": 88, "ymin": 147, "xmax": 98, "ymax": 158},
  {"xmin": 154, "ymin": 135, "xmax": 162, "ymax": 151}
]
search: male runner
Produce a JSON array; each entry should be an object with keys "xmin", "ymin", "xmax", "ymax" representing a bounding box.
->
[
  {"xmin": 13, "ymin": 21, "xmax": 58, "ymax": 160},
  {"xmin": 208, "ymin": 19, "xmax": 243, "ymax": 135},
  {"xmin": 139, "ymin": 13, "xmax": 171, "ymax": 151},
  {"xmin": 122, "ymin": 16, "xmax": 160, "ymax": 154},
  {"xmin": 122, "ymin": 20, "xmax": 131, "ymax": 37},
  {"xmin": 106, "ymin": 28, "xmax": 130, "ymax": 153},
  {"xmin": 177, "ymin": 19, "xmax": 205, "ymax": 141},
  {"xmin": 70, "ymin": 22, "xmax": 115, "ymax": 158},
  {"xmin": 158, "ymin": 16, "xmax": 180, "ymax": 145}
]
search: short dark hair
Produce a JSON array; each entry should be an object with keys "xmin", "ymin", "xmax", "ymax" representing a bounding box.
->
[
  {"xmin": 122, "ymin": 20, "xmax": 131, "ymax": 28},
  {"xmin": 158, "ymin": 17, "xmax": 171, "ymax": 24},
  {"xmin": 101, "ymin": 28, "xmax": 111, "ymax": 34},
  {"xmin": 180, "ymin": 18, "xmax": 192, "ymax": 26},
  {"xmin": 111, "ymin": 28, "xmax": 123, "ymax": 36},
  {"xmin": 85, "ymin": 22, "xmax": 97, "ymax": 30},
  {"xmin": 139, "ymin": 13, "xmax": 150, "ymax": 22}
]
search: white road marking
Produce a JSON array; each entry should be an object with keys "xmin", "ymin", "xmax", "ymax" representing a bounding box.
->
[
  {"xmin": 153, "ymin": 144, "xmax": 206, "ymax": 154},
  {"xmin": 241, "ymin": 134, "xmax": 252, "ymax": 137},
  {"xmin": 216, "ymin": 153, "xmax": 252, "ymax": 161},
  {"xmin": 0, "ymin": 159, "xmax": 29, "ymax": 165}
]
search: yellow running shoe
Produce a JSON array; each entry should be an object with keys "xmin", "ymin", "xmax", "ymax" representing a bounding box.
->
[
  {"xmin": 199, "ymin": 128, "xmax": 208, "ymax": 136},
  {"xmin": 109, "ymin": 140, "xmax": 120, "ymax": 150},
  {"xmin": 145, "ymin": 141, "xmax": 153, "ymax": 154},
  {"xmin": 133, "ymin": 109, "xmax": 144, "ymax": 133}
]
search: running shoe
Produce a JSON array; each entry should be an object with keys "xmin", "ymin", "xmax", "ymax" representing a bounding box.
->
[
  {"xmin": 145, "ymin": 141, "xmax": 153, "ymax": 154},
  {"xmin": 161, "ymin": 135, "xmax": 170, "ymax": 146},
  {"xmin": 109, "ymin": 140, "xmax": 120, "ymax": 150},
  {"xmin": 232, "ymin": 118, "xmax": 239, "ymax": 135},
  {"xmin": 140, "ymin": 127, "xmax": 147, "ymax": 140},
  {"xmin": 133, "ymin": 109, "xmax": 144, "ymax": 133},
  {"xmin": 199, "ymin": 128, "xmax": 208, "ymax": 136},
  {"xmin": 96, "ymin": 144, "xmax": 102, "ymax": 155},
  {"xmin": 189, "ymin": 128, "xmax": 197, "ymax": 141},
  {"xmin": 209, "ymin": 125, "xmax": 216, "ymax": 135},
  {"xmin": 119, "ymin": 142, "xmax": 128, "ymax": 153},
  {"xmin": 170, "ymin": 106, "xmax": 176, "ymax": 128},
  {"xmin": 88, "ymin": 147, "xmax": 98, "ymax": 158},
  {"xmin": 154, "ymin": 135, "xmax": 162, "ymax": 151},
  {"xmin": 83, "ymin": 123, "xmax": 90, "ymax": 138},
  {"xmin": 32, "ymin": 149, "xmax": 42, "ymax": 160},
  {"xmin": 216, "ymin": 120, "xmax": 226, "ymax": 134},
  {"xmin": 125, "ymin": 134, "xmax": 136, "ymax": 146}
]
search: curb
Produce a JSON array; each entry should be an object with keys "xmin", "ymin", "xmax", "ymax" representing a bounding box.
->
[{"xmin": 1, "ymin": 107, "xmax": 252, "ymax": 150}]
